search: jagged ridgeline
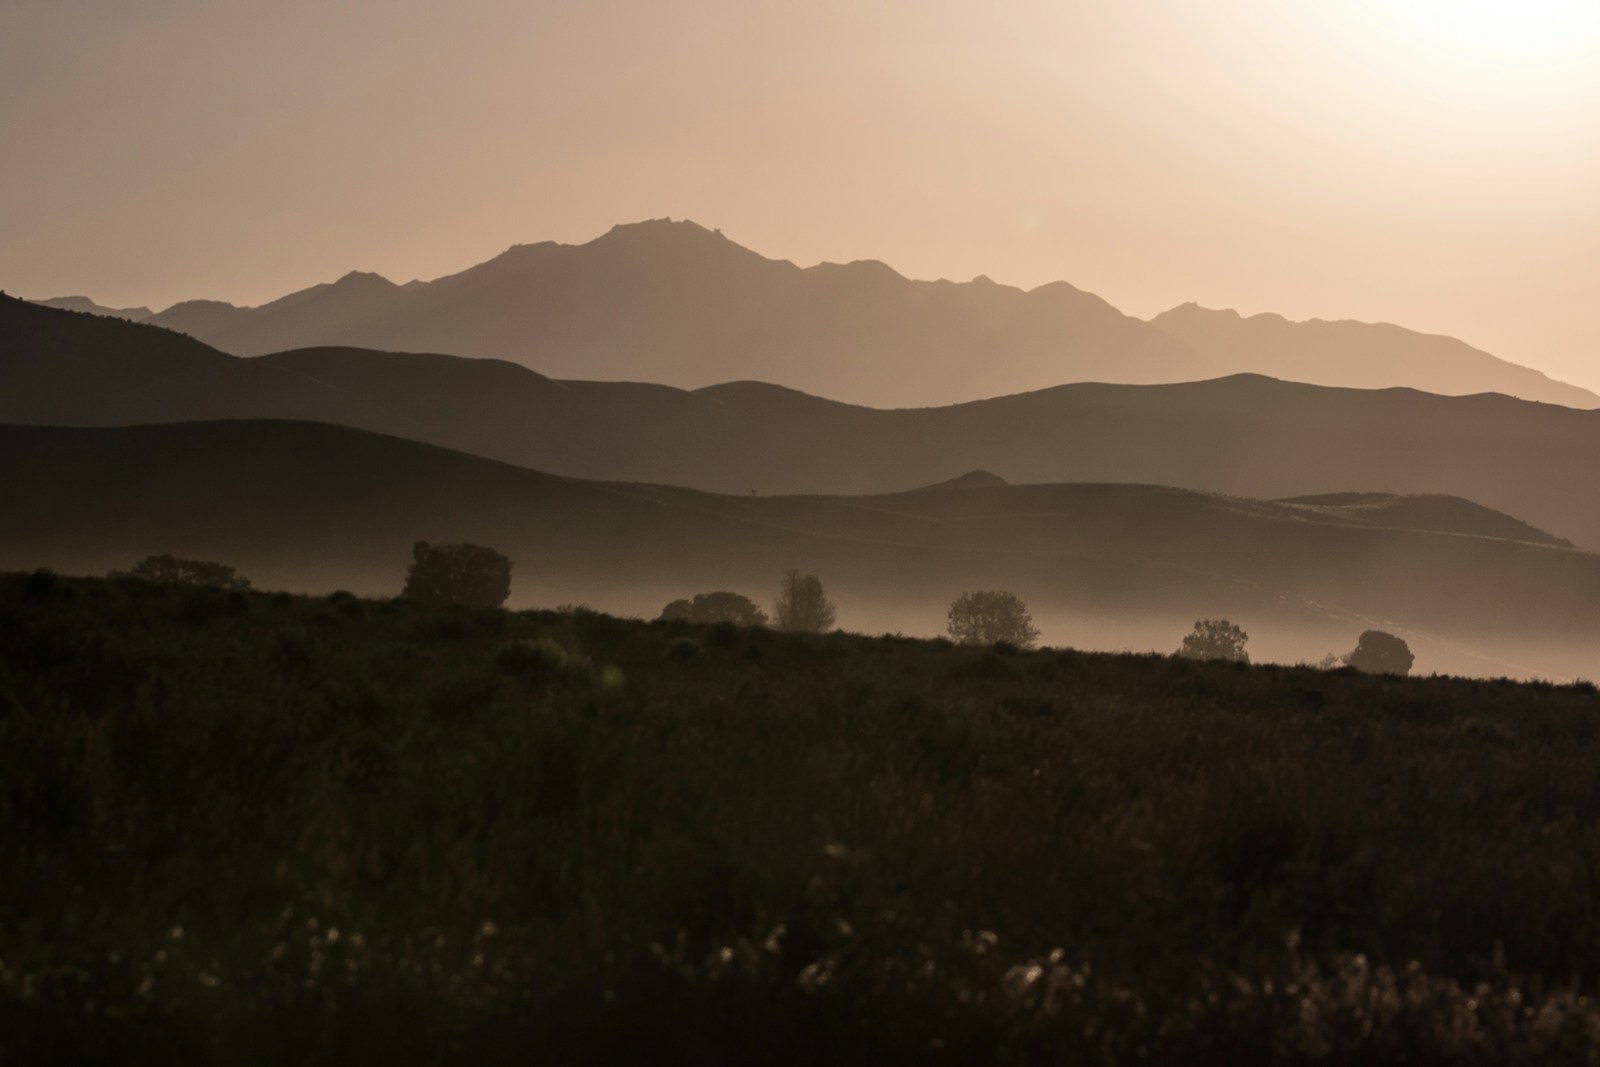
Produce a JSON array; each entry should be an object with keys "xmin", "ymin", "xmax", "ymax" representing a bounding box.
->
[{"xmin": 31, "ymin": 219, "xmax": 1598, "ymax": 409}]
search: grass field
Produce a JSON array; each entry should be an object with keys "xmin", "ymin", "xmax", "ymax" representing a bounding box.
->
[{"xmin": 4, "ymin": 570, "xmax": 1600, "ymax": 1063}]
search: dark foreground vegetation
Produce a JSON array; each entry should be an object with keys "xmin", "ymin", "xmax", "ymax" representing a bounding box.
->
[{"xmin": 4, "ymin": 571, "xmax": 1600, "ymax": 1064}]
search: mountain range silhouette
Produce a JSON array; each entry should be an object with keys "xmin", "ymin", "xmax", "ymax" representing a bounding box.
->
[{"xmin": 31, "ymin": 219, "xmax": 1593, "ymax": 408}]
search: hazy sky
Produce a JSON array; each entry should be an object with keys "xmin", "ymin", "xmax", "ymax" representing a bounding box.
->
[{"xmin": 4, "ymin": 1, "xmax": 1598, "ymax": 390}]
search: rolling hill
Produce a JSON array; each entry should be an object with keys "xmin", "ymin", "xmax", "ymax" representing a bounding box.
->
[
  {"xmin": 7, "ymin": 295, "xmax": 1600, "ymax": 554},
  {"xmin": 75, "ymin": 218, "xmax": 1593, "ymax": 409},
  {"xmin": 2, "ymin": 419, "xmax": 1597, "ymax": 679}
]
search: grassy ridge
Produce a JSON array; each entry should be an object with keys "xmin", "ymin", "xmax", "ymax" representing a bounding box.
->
[{"xmin": 4, "ymin": 571, "xmax": 1600, "ymax": 1063}]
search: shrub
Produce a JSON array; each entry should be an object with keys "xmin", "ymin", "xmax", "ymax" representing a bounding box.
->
[
  {"xmin": 115, "ymin": 554, "xmax": 250, "ymax": 591},
  {"xmin": 403, "ymin": 541, "xmax": 511, "ymax": 608},
  {"xmin": 493, "ymin": 638, "xmax": 589, "ymax": 685},
  {"xmin": 21, "ymin": 569, "xmax": 69, "ymax": 603},
  {"xmin": 947, "ymin": 590, "xmax": 1039, "ymax": 648},
  {"xmin": 658, "ymin": 592, "xmax": 767, "ymax": 627},
  {"xmin": 667, "ymin": 637, "xmax": 702, "ymax": 661},
  {"xmin": 174, "ymin": 588, "xmax": 251, "ymax": 625}
]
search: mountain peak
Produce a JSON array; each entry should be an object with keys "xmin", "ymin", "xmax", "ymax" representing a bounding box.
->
[
  {"xmin": 1150, "ymin": 302, "xmax": 1242, "ymax": 324},
  {"xmin": 331, "ymin": 270, "xmax": 398, "ymax": 292},
  {"xmin": 594, "ymin": 217, "xmax": 727, "ymax": 246},
  {"xmin": 579, "ymin": 217, "xmax": 774, "ymax": 272},
  {"xmin": 911, "ymin": 469, "xmax": 1010, "ymax": 492}
]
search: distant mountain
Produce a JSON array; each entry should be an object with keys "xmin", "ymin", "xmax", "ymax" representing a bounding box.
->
[
  {"xmin": 6, "ymin": 294, "xmax": 1600, "ymax": 554},
  {"xmin": 2, "ymin": 420, "xmax": 1596, "ymax": 679},
  {"xmin": 31, "ymin": 295, "xmax": 153, "ymax": 321},
  {"xmin": 1150, "ymin": 303, "xmax": 1597, "ymax": 410},
  {"xmin": 140, "ymin": 219, "xmax": 1203, "ymax": 407},
  {"xmin": 120, "ymin": 219, "xmax": 1590, "ymax": 408}
]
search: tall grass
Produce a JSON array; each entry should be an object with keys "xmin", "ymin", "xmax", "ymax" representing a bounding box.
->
[{"xmin": 3, "ymin": 571, "xmax": 1600, "ymax": 1063}]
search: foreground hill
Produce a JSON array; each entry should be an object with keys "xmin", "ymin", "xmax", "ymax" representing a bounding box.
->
[
  {"xmin": 8, "ymin": 295, "xmax": 1600, "ymax": 552},
  {"xmin": 6, "ymin": 572, "xmax": 1600, "ymax": 1063},
  {"xmin": 99, "ymin": 218, "xmax": 1591, "ymax": 408},
  {"xmin": 2, "ymin": 419, "xmax": 1597, "ymax": 678}
]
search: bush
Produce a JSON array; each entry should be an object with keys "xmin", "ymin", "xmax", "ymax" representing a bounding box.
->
[
  {"xmin": 667, "ymin": 636, "xmax": 702, "ymax": 661},
  {"xmin": 1177, "ymin": 618, "xmax": 1250, "ymax": 663},
  {"xmin": 658, "ymin": 592, "xmax": 767, "ymax": 627},
  {"xmin": 493, "ymin": 638, "xmax": 589, "ymax": 685},
  {"xmin": 1347, "ymin": 630, "xmax": 1415, "ymax": 676},
  {"xmin": 403, "ymin": 541, "xmax": 511, "ymax": 608},
  {"xmin": 115, "ymin": 554, "xmax": 250, "ymax": 591},
  {"xmin": 21, "ymin": 569, "xmax": 69, "ymax": 603},
  {"xmin": 947, "ymin": 590, "xmax": 1039, "ymax": 648}
]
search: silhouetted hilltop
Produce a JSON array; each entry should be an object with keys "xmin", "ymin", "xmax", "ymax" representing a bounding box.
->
[
  {"xmin": 1150, "ymin": 303, "xmax": 1597, "ymax": 409},
  {"xmin": 109, "ymin": 220, "xmax": 1595, "ymax": 408},
  {"xmin": 8, "ymin": 295, "xmax": 1600, "ymax": 552},
  {"xmin": 912, "ymin": 470, "xmax": 1010, "ymax": 492},
  {"xmin": 3, "ymin": 419, "xmax": 1599, "ymax": 678},
  {"xmin": 30, "ymin": 295, "xmax": 152, "ymax": 320},
  {"xmin": 0, "ymin": 294, "xmax": 357, "ymax": 425}
]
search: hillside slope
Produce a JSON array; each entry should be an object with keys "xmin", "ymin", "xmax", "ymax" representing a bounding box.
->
[
  {"xmin": 8, "ymin": 294, "xmax": 1600, "ymax": 552},
  {"xmin": 3, "ymin": 420, "xmax": 1597, "ymax": 677}
]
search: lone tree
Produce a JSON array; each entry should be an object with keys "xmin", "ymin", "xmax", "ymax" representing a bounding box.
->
[
  {"xmin": 1177, "ymin": 618, "xmax": 1249, "ymax": 663},
  {"xmin": 947, "ymin": 590, "xmax": 1039, "ymax": 648},
  {"xmin": 117, "ymin": 554, "xmax": 250, "ymax": 591},
  {"xmin": 658, "ymin": 591, "xmax": 768, "ymax": 627},
  {"xmin": 1346, "ymin": 630, "xmax": 1414, "ymax": 676},
  {"xmin": 403, "ymin": 541, "xmax": 512, "ymax": 608},
  {"xmin": 773, "ymin": 569, "xmax": 837, "ymax": 633}
]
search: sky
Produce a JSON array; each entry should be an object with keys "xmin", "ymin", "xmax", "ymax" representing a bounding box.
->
[{"xmin": 3, "ymin": 0, "xmax": 1598, "ymax": 390}]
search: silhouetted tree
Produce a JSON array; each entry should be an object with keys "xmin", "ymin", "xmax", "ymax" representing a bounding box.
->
[
  {"xmin": 116, "ymin": 554, "xmax": 250, "ymax": 591},
  {"xmin": 658, "ymin": 591, "xmax": 768, "ymax": 627},
  {"xmin": 773, "ymin": 570, "xmax": 837, "ymax": 633},
  {"xmin": 947, "ymin": 590, "xmax": 1039, "ymax": 648},
  {"xmin": 1346, "ymin": 630, "xmax": 1414, "ymax": 676},
  {"xmin": 1177, "ymin": 618, "xmax": 1249, "ymax": 663},
  {"xmin": 403, "ymin": 541, "xmax": 511, "ymax": 608}
]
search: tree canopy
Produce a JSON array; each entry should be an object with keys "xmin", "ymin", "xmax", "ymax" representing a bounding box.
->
[
  {"xmin": 1177, "ymin": 618, "xmax": 1249, "ymax": 663},
  {"xmin": 116, "ymin": 554, "xmax": 250, "ymax": 591},
  {"xmin": 402, "ymin": 541, "xmax": 512, "ymax": 608},
  {"xmin": 773, "ymin": 570, "xmax": 837, "ymax": 633},
  {"xmin": 947, "ymin": 590, "xmax": 1039, "ymax": 648},
  {"xmin": 658, "ymin": 591, "xmax": 768, "ymax": 627},
  {"xmin": 1347, "ymin": 630, "xmax": 1414, "ymax": 676}
]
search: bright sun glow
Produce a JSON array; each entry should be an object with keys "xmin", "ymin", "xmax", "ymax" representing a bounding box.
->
[{"xmin": 1351, "ymin": 0, "xmax": 1600, "ymax": 82}]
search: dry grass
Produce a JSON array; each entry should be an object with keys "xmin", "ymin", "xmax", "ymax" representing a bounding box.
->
[{"xmin": 4, "ymin": 570, "xmax": 1600, "ymax": 1064}]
